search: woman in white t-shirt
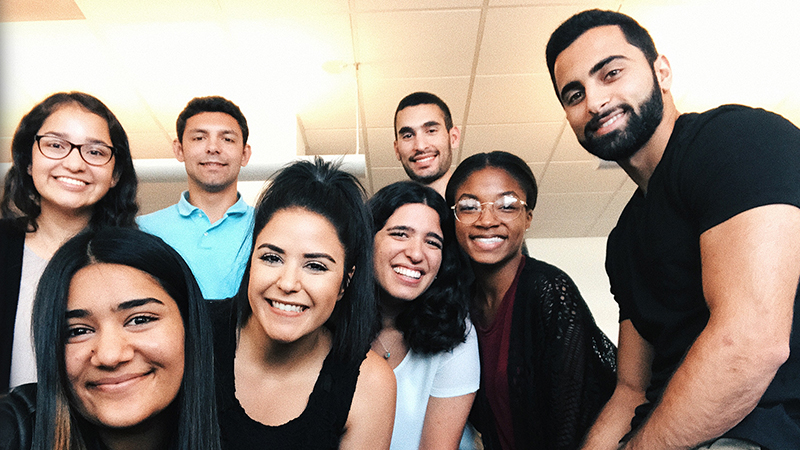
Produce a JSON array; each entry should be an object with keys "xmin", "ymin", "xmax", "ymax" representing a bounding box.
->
[{"xmin": 368, "ymin": 181, "xmax": 480, "ymax": 450}]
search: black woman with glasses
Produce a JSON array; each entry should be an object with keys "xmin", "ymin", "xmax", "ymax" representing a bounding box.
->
[
  {"xmin": 445, "ymin": 151, "xmax": 616, "ymax": 450},
  {"xmin": 0, "ymin": 92, "xmax": 138, "ymax": 393}
]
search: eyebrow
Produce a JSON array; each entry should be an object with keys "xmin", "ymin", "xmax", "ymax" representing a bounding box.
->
[
  {"xmin": 65, "ymin": 297, "xmax": 165, "ymax": 319},
  {"xmin": 40, "ymin": 132, "xmax": 111, "ymax": 147},
  {"xmin": 258, "ymin": 243, "xmax": 337, "ymax": 264},
  {"xmin": 559, "ymin": 55, "xmax": 629, "ymax": 103}
]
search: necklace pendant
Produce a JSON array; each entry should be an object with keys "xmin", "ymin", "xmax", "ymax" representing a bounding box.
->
[{"xmin": 384, "ymin": 352, "xmax": 391, "ymax": 359}]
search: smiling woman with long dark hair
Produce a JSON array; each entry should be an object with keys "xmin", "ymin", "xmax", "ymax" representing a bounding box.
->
[{"xmin": 0, "ymin": 227, "xmax": 219, "ymax": 450}]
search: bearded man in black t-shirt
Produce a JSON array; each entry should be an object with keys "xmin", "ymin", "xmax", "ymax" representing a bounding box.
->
[{"xmin": 545, "ymin": 9, "xmax": 800, "ymax": 450}]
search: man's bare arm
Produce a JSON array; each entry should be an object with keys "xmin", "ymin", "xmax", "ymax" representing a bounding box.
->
[{"xmin": 623, "ymin": 204, "xmax": 800, "ymax": 449}]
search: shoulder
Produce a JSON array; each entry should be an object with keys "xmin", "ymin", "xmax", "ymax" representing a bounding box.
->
[
  {"xmin": 0, "ymin": 383, "xmax": 37, "ymax": 450},
  {"xmin": 519, "ymin": 256, "xmax": 575, "ymax": 288},
  {"xmin": 0, "ymin": 219, "xmax": 25, "ymax": 242},
  {"xmin": 355, "ymin": 351, "xmax": 395, "ymax": 393},
  {"xmin": 137, "ymin": 204, "xmax": 180, "ymax": 230}
]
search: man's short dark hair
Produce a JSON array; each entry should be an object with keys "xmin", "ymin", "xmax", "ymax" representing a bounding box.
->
[
  {"xmin": 394, "ymin": 91, "xmax": 453, "ymax": 137},
  {"xmin": 546, "ymin": 9, "xmax": 659, "ymax": 100},
  {"xmin": 176, "ymin": 96, "xmax": 249, "ymax": 144}
]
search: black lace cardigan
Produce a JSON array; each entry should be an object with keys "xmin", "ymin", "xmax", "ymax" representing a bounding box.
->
[{"xmin": 470, "ymin": 256, "xmax": 617, "ymax": 450}]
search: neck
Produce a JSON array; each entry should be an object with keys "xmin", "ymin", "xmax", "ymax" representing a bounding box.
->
[
  {"xmin": 472, "ymin": 252, "xmax": 523, "ymax": 320},
  {"xmin": 186, "ymin": 182, "xmax": 240, "ymax": 224},
  {"xmin": 237, "ymin": 316, "xmax": 331, "ymax": 373},
  {"xmin": 377, "ymin": 290, "xmax": 407, "ymax": 327},
  {"xmin": 425, "ymin": 169, "xmax": 453, "ymax": 197},
  {"xmin": 26, "ymin": 205, "xmax": 91, "ymax": 258},
  {"xmin": 96, "ymin": 409, "xmax": 175, "ymax": 450},
  {"xmin": 618, "ymin": 99, "xmax": 680, "ymax": 195}
]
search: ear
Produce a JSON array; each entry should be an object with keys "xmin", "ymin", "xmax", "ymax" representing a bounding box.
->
[
  {"xmin": 240, "ymin": 143, "xmax": 252, "ymax": 167},
  {"xmin": 524, "ymin": 208, "xmax": 533, "ymax": 231},
  {"xmin": 27, "ymin": 164, "xmax": 32, "ymax": 175},
  {"xmin": 172, "ymin": 138, "xmax": 185, "ymax": 162},
  {"xmin": 449, "ymin": 126, "xmax": 461, "ymax": 149},
  {"xmin": 654, "ymin": 54, "xmax": 673, "ymax": 93},
  {"xmin": 338, "ymin": 266, "xmax": 356, "ymax": 301},
  {"xmin": 393, "ymin": 140, "xmax": 401, "ymax": 161}
]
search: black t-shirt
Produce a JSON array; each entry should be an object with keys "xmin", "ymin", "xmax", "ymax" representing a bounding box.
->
[{"xmin": 607, "ymin": 105, "xmax": 800, "ymax": 449}]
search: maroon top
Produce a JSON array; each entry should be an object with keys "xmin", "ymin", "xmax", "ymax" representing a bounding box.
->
[{"xmin": 476, "ymin": 256, "xmax": 525, "ymax": 450}]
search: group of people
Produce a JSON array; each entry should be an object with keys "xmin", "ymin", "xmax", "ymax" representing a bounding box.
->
[{"xmin": 1, "ymin": 8, "xmax": 800, "ymax": 450}]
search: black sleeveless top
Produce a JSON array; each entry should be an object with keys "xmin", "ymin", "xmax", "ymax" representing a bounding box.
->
[{"xmin": 210, "ymin": 300, "xmax": 364, "ymax": 449}]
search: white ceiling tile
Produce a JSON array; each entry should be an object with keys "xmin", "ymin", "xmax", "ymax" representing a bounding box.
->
[
  {"xmin": 528, "ymin": 220, "xmax": 591, "ymax": 238},
  {"xmin": 478, "ymin": 5, "xmax": 617, "ymax": 75},
  {"xmin": 368, "ymin": 167, "xmax": 409, "ymax": 195},
  {"xmin": 538, "ymin": 161, "xmax": 627, "ymax": 194},
  {"xmin": 532, "ymin": 191, "xmax": 612, "ymax": 222},
  {"xmin": 220, "ymin": 0, "xmax": 349, "ymax": 17},
  {"xmin": 489, "ymin": 0, "xmax": 620, "ymax": 7},
  {"xmin": 460, "ymin": 122, "xmax": 562, "ymax": 163},
  {"xmin": 468, "ymin": 74, "xmax": 564, "ymax": 124},
  {"xmin": 354, "ymin": 10, "xmax": 480, "ymax": 79},
  {"xmin": 365, "ymin": 127, "xmax": 398, "ymax": 167},
  {"xmin": 128, "ymin": 132, "xmax": 173, "ymax": 159},
  {"xmin": 76, "ymin": 0, "xmax": 220, "ymax": 22},
  {"xmin": 360, "ymin": 77, "xmax": 471, "ymax": 128},
  {"xmin": 550, "ymin": 121, "xmax": 595, "ymax": 162},
  {"xmin": 304, "ymin": 128, "xmax": 359, "ymax": 155},
  {"xmin": 354, "ymin": 0, "xmax": 483, "ymax": 11}
]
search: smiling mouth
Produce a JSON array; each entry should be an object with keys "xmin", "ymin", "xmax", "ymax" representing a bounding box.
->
[
  {"xmin": 269, "ymin": 299, "xmax": 308, "ymax": 313},
  {"xmin": 411, "ymin": 153, "xmax": 437, "ymax": 164},
  {"xmin": 587, "ymin": 107, "xmax": 629, "ymax": 136},
  {"xmin": 56, "ymin": 176, "xmax": 88, "ymax": 186},
  {"xmin": 89, "ymin": 370, "xmax": 152, "ymax": 390},
  {"xmin": 394, "ymin": 266, "xmax": 422, "ymax": 279}
]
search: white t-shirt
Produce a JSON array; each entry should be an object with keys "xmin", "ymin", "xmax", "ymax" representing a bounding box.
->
[
  {"xmin": 390, "ymin": 322, "xmax": 481, "ymax": 450},
  {"xmin": 9, "ymin": 245, "xmax": 48, "ymax": 388}
]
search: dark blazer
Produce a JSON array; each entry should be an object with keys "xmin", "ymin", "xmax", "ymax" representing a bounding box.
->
[{"xmin": 0, "ymin": 219, "xmax": 26, "ymax": 394}]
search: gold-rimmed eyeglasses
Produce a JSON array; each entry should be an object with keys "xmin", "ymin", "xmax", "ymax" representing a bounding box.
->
[
  {"xmin": 35, "ymin": 135, "xmax": 115, "ymax": 166},
  {"xmin": 451, "ymin": 195, "xmax": 528, "ymax": 224}
]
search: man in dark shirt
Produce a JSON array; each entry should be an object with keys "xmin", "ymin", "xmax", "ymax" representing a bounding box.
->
[{"xmin": 546, "ymin": 9, "xmax": 800, "ymax": 450}]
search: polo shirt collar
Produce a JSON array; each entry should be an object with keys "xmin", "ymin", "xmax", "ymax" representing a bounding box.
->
[{"xmin": 176, "ymin": 191, "xmax": 249, "ymax": 218}]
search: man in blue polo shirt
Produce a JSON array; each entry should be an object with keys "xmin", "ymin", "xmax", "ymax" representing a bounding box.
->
[{"xmin": 139, "ymin": 96, "xmax": 253, "ymax": 299}]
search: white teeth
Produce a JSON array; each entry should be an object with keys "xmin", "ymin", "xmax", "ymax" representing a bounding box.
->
[
  {"xmin": 394, "ymin": 266, "xmax": 421, "ymax": 279},
  {"xmin": 475, "ymin": 237, "xmax": 503, "ymax": 244},
  {"xmin": 271, "ymin": 300, "xmax": 306, "ymax": 313},
  {"xmin": 599, "ymin": 112, "xmax": 623, "ymax": 129},
  {"xmin": 57, "ymin": 177, "xmax": 87, "ymax": 186}
]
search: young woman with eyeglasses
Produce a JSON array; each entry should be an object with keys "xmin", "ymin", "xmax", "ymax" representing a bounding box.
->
[
  {"xmin": 445, "ymin": 151, "xmax": 616, "ymax": 450},
  {"xmin": 0, "ymin": 92, "xmax": 138, "ymax": 393}
]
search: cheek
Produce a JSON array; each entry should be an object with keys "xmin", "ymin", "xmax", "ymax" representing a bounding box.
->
[
  {"xmin": 64, "ymin": 344, "xmax": 87, "ymax": 383},
  {"xmin": 427, "ymin": 250, "xmax": 443, "ymax": 275}
]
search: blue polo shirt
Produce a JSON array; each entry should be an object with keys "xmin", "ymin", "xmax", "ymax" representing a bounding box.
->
[{"xmin": 138, "ymin": 191, "xmax": 254, "ymax": 300}]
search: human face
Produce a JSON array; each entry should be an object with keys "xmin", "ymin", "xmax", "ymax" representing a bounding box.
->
[
  {"xmin": 394, "ymin": 104, "xmax": 459, "ymax": 184},
  {"xmin": 248, "ymin": 208, "xmax": 348, "ymax": 345},
  {"xmin": 65, "ymin": 264, "xmax": 185, "ymax": 430},
  {"xmin": 554, "ymin": 25, "xmax": 665, "ymax": 161},
  {"xmin": 374, "ymin": 203, "xmax": 443, "ymax": 302},
  {"xmin": 174, "ymin": 112, "xmax": 251, "ymax": 194},
  {"xmin": 454, "ymin": 167, "xmax": 532, "ymax": 268},
  {"xmin": 30, "ymin": 104, "xmax": 118, "ymax": 218}
]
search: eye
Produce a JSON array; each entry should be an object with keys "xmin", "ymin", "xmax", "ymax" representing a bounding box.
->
[
  {"xmin": 127, "ymin": 315, "xmax": 158, "ymax": 326},
  {"xmin": 259, "ymin": 253, "xmax": 283, "ymax": 265},
  {"xmin": 305, "ymin": 261, "xmax": 329, "ymax": 273},
  {"xmin": 605, "ymin": 68, "xmax": 622, "ymax": 80},
  {"xmin": 427, "ymin": 127, "xmax": 439, "ymax": 134},
  {"xmin": 496, "ymin": 196, "xmax": 521, "ymax": 211},
  {"xmin": 564, "ymin": 90, "xmax": 584, "ymax": 106},
  {"xmin": 426, "ymin": 239, "xmax": 443, "ymax": 250},
  {"xmin": 401, "ymin": 132, "xmax": 413, "ymax": 140},
  {"xmin": 67, "ymin": 326, "xmax": 93, "ymax": 340},
  {"xmin": 456, "ymin": 199, "xmax": 481, "ymax": 213},
  {"xmin": 388, "ymin": 230, "xmax": 409, "ymax": 239}
]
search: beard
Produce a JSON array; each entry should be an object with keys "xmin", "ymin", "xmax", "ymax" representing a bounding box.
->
[{"xmin": 580, "ymin": 75, "xmax": 664, "ymax": 161}]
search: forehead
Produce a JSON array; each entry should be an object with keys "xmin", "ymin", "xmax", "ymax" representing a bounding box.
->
[
  {"xmin": 457, "ymin": 167, "xmax": 526, "ymax": 201},
  {"xmin": 257, "ymin": 208, "xmax": 345, "ymax": 256},
  {"xmin": 385, "ymin": 203, "xmax": 441, "ymax": 231},
  {"xmin": 39, "ymin": 104, "xmax": 110, "ymax": 136},
  {"xmin": 395, "ymin": 103, "xmax": 446, "ymax": 127},
  {"xmin": 553, "ymin": 25, "xmax": 646, "ymax": 89},
  {"xmin": 185, "ymin": 111, "xmax": 241, "ymax": 134},
  {"xmin": 68, "ymin": 263, "xmax": 173, "ymax": 309}
]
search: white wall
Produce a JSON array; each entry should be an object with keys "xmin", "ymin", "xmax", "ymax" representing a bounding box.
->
[{"xmin": 526, "ymin": 237, "xmax": 619, "ymax": 344}]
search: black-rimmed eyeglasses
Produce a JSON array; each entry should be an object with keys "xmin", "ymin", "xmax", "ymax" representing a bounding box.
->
[
  {"xmin": 35, "ymin": 135, "xmax": 115, "ymax": 166},
  {"xmin": 451, "ymin": 195, "xmax": 528, "ymax": 224}
]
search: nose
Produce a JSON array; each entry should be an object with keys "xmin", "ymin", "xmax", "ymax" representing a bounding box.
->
[
  {"xmin": 276, "ymin": 264, "xmax": 301, "ymax": 293},
  {"xmin": 61, "ymin": 147, "xmax": 88, "ymax": 171},
  {"xmin": 404, "ymin": 237, "xmax": 424, "ymax": 263},
  {"xmin": 474, "ymin": 205, "xmax": 499, "ymax": 228},
  {"xmin": 206, "ymin": 136, "xmax": 221, "ymax": 154},
  {"xmin": 585, "ymin": 83, "xmax": 611, "ymax": 115},
  {"xmin": 90, "ymin": 328, "xmax": 134, "ymax": 368}
]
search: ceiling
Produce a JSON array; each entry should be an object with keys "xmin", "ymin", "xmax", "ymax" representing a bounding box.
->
[{"xmin": 2, "ymin": 0, "xmax": 799, "ymax": 238}]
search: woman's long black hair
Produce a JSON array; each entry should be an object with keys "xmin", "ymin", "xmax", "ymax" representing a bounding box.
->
[
  {"xmin": 236, "ymin": 157, "xmax": 375, "ymax": 363},
  {"xmin": 31, "ymin": 227, "xmax": 220, "ymax": 450},
  {"xmin": 1, "ymin": 91, "xmax": 138, "ymax": 231},
  {"xmin": 368, "ymin": 181, "xmax": 472, "ymax": 354}
]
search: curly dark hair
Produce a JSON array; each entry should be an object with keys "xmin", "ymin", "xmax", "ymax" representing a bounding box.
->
[
  {"xmin": 237, "ymin": 157, "xmax": 375, "ymax": 363},
  {"xmin": 1, "ymin": 92, "xmax": 138, "ymax": 231},
  {"xmin": 368, "ymin": 181, "xmax": 472, "ymax": 354}
]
